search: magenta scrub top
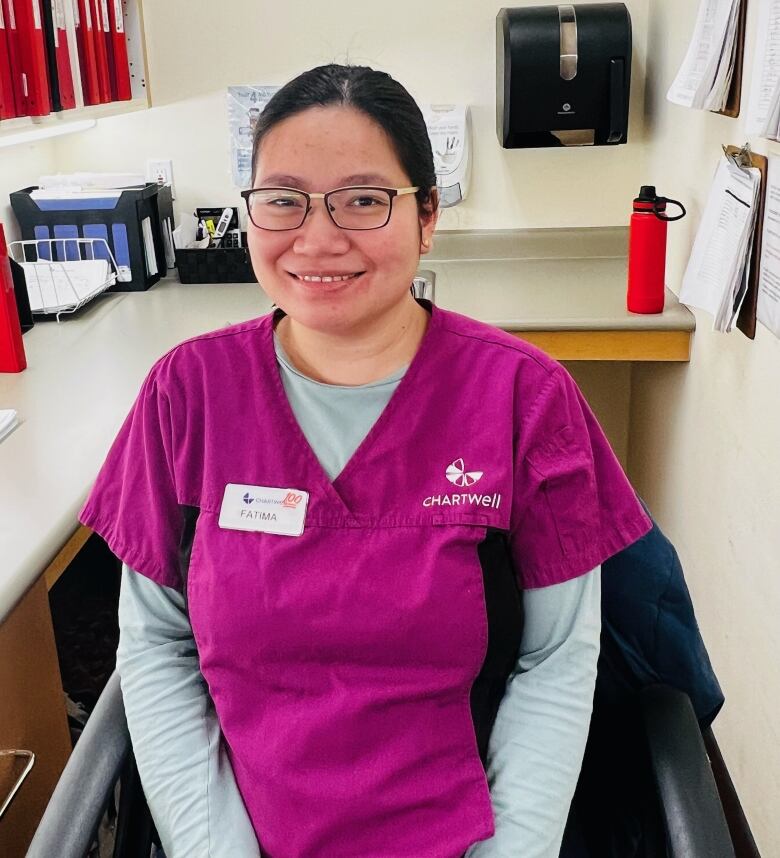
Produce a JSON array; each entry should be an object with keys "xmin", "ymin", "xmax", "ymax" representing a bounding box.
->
[{"xmin": 80, "ymin": 300, "xmax": 651, "ymax": 858}]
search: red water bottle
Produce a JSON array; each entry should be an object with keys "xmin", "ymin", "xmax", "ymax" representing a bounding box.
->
[
  {"xmin": 627, "ymin": 186, "xmax": 686, "ymax": 314},
  {"xmin": 0, "ymin": 224, "xmax": 27, "ymax": 373}
]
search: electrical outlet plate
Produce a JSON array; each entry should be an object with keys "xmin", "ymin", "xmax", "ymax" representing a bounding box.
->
[{"xmin": 146, "ymin": 159, "xmax": 175, "ymax": 198}]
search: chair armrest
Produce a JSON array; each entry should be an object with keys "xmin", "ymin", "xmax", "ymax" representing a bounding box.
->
[
  {"xmin": 640, "ymin": 685, "xmax": 735, "ymax": 858},
  {"xmin": 26, "ymin": 672, "xmax": 131, "ymax": 858}
]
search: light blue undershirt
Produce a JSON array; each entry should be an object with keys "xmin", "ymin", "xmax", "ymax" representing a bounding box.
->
[{"xmin": 116, "ymin": 330, "xmax": 601, "ymax": 858}]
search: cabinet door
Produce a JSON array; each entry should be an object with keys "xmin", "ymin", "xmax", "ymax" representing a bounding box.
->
[{"xmin": 0, "ymin": 577, "xmax": 71, "ymax": 858}]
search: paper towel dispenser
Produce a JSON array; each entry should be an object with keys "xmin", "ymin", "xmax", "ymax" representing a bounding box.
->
[{"xmin": 497, "ymin": 3, "xmax": 632, "ymax": 148}]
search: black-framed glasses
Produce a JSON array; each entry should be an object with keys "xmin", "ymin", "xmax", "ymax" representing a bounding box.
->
[{"xmin": 240, "ymin": 185, "xmax": 420, "ymax": 231}]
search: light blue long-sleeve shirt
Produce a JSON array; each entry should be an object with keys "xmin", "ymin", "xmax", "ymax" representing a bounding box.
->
[{"xmin": 115, "ymin": 331, "xmax": 601, "ymax": 858}]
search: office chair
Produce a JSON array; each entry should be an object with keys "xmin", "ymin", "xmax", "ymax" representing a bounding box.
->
[
  {"xmin": 27, "ymin": 511, "xmax": 749, "ymax": 858},
  {"xmin": 25, "ymin": 672, "xmax": 157, "ymax": 858},
  {"xmin": 26, "ymin": 672, "xmax": 738, "ymax": 858}
]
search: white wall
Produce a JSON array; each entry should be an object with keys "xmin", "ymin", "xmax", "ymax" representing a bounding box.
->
[
  {"xmin": 4, "ymin": 0, "xmax": 778, "ymax": 849},
  {"xmin": 632, "ymin": 2, "xmax": 780, "ymax": 852},
  {"xmin": 0, "ymin": 142, "xmax": 56, "ymax": 240},
  {"xmin": 51, "ymin": 0, "xmax": 649, "ymax": 230}
]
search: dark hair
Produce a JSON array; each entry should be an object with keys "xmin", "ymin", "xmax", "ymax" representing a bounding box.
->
[{"xmin": 251, "ymin": 64, "xmax": 437, "ymax": 217}]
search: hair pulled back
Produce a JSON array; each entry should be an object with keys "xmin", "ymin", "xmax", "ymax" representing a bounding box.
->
[{"xmin": 251, "ymin": 64, "xmax": 437, "ymax": 215}]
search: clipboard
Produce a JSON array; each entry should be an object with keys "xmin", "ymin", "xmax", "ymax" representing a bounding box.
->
[
  {"xmin": 723, "ymin": 143, "xmax": 767, "ymax": 339},
  {"xmin": 713, "ymin": 0, "xmax": 748, "ymax": 119}
]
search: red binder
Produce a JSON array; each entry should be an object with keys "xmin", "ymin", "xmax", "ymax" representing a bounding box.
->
[
  {"xmin": 0, "ymin": 3, "xmax": 20, "ymax": 118},
  {"xmin": 74, "ymin": 0, "xmax": 99, "ymax": 104},
  {"xmin": 0, "ymin": 224, "xmax": 27, "ymax": 374},
  {"xmin": 14, "ymin": 0, "xmax": 51, "ymax": 116},
  {"xmin": 2, "ymin": 0, "xmax": 27, "ymax": 115},
  {"xmin": 49, "ymin": 0, "xmax": 76, "ymax": 109},
  {"xmin": 107, "ymin": 0, "xmax": 130, "ymax": 100},
  {"xmin": 90, "ymin": 0, "xmax": 110, "ymax": 102}
]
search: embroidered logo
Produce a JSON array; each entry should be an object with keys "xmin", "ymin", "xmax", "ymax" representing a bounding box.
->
[
  {"xmin": 445, "ymin": 458, "xmax": 483, "ymax": 487},
  {"xmin": 422, "ymin": 458, "xmax": 501, "ymax": 510}
]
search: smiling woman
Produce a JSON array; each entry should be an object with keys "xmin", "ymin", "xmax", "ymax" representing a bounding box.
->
[
  {"xmin": 245, "ymin": 99, "xmax": 437, "ymax": 380},
  {"xmin": 78, "ymin": 63, "xmax": 651, "ymax": 858}
]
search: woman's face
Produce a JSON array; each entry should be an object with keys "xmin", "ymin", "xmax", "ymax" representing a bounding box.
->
[{"xmin": 248, "ymin": 105, "xmax": 437, "ymax": 335}]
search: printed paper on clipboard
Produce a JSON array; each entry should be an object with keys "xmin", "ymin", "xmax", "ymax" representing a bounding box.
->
[{"xmin": 680, "ymin": 154, "xmax": 761, "ymax": 332}]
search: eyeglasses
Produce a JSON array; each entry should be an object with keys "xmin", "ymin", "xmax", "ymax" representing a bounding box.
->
[{"xmin": 240, "ymin": 185, "xmax": 420, "ymax": 231}]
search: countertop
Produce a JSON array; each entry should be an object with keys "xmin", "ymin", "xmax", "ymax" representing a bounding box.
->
[{"xmin": 0, "ymin": 227, "xmax": 694, "ymax": 623}]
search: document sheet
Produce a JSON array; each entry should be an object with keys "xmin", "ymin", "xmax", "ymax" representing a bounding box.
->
[
  {"xmin": 0, "ymin": 410, "xmax": 18, "ymax": 444},
  {"xmin": 757, "ymin": 155, "xmax": 780, "ymax": 337},
  {"xmin": 680, "ymin": 155, "xmax": 761, "ymax": 332},
  {"xmin": 667, "ymin": 0, "xmax": 741, "ymax": 111},
  {"xmin": 21, "ymin": 259, "xmax": 112, "ymax": 312},
  {"xmin": 746, "ymin": 0, "xmax": 780, "ymax": 139}
]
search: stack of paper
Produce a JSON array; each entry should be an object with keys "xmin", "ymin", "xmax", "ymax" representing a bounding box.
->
[
  {"xmin": 0, "ymin": 410, "xmax": 18, "ymax": 444},
  {"xmin": 757, "ymin": 156, "xmax": 780, "ymax": 338},
  {"xmin": 21, "ymin": 259, "xmax": 113, "ymax": 313},
  {"xmin": 667, "ymin": 0, "xmax": 742, "ymax": 111},
  {"xmin": 746, "ymin": 0, "xmax": 780, "ymax": 140},
  {"xmin": 680, "ymin": 155, "xmax": 761, "ymax": 332}
]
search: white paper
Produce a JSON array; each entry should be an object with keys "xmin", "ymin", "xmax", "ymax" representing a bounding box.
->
[
  {"xmin": 680, "ymin": 156, "xmax": 761, "ymax": 331},
  {"xmin": 0, "ymin": 410, "xmax": 19, "ymax": 444},
  {"xmin": 746, "ymin": 0, "xmax": 780, "ymax": 138},
  {"xmin": 162, "ymin": 217, "xmax": 176, "ymax": 269},
  {"xmin": 21, "ymin": 259, "xmax": 111, "ymax": 312},
  {"xmin": 667, "ymin": 0, "xmax": 740, "ymax": 111},
  {"xmin": 141, "ymin": 216, "xmax": 158, "ymax": 277},
  {"xmin": 757, "ymin": 155, "xmax": 780, "ymax": 337},
  {"xmin": 227, "ymin": 85, "xmax": 280, "ymax": 189}
]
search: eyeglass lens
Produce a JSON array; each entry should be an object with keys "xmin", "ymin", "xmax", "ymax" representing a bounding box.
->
[{"xmin": 247, "ymin": 188, "xmax": 393, "ymax": 230}]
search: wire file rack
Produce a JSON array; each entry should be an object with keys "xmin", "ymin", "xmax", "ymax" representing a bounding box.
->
[{"xmin": 8, "ymin": 237, "xmax": 119, "ymax": 322}]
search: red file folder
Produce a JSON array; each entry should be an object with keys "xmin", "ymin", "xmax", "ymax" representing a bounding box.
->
[
  {"xmin": 13, "ymin": 0, "xmax": 51, "ymax": 116},
  {"xmin": 74, "ymin": 0, "xmax": 99, "ymax": 104},
  {"xmin": 90, "ymin": 0, "xmax": 110, "ymax": 102},
  {"xmin": 2, "ymin": 0, "xmax": 27, "ymax": 115},
  {"xmin": 0, "ymin": 224, "xmax": 27, "ymax": 374},
  {"xmin": 107, "ymin": 0, "xmax": 130, "ymax": 101},
  {"xmin": 0, "ymin": 3, "xmax": 20, "ymax": 118}
]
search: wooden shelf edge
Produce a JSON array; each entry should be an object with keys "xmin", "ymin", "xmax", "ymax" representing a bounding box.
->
[
  {"xmin": 43, "ymin": 525, "xmax": 92, "ymax": 591},
  {"xmin": 511, "ymin": 330, "xmax": 692, "ymax": 361}
]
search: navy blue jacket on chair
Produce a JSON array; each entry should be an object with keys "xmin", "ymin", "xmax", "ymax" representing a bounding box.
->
[{"xmin": 561, "ymin": 505, "xmax": 725, "ymax": 857}]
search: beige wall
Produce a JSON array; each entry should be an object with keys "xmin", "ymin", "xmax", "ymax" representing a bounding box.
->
[
  {"xmin": 51, "ymin": 0, "xmax": 648, "ymax": 229},
  {"xmin": 2, "ymin": 0, "xmax": 777, "ymax": 850},
  {"xmin": 632, "ymin": 2, "xmax": 780, "ymax": 852},
  {"xmin": 0, "ymin": 142, "xmax": 56, "ymax": 241}
]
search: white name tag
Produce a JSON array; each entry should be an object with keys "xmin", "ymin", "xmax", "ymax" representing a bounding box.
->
[{"xmin": 219, "ymin": 483, "xmax": 308, "ymax": 536}]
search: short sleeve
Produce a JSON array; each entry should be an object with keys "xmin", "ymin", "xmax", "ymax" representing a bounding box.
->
[
  {"xmin": 79, "ymin": 361, "xmax": 184, "ymax": 590},
  {"xmin": 509, "ymin": 365, "xmax": 651, "ymax": 590}
]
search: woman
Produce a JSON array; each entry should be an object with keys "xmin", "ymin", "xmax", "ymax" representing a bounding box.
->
[{"xmin": 80, "ymin": 65, "xmax": 651, "ymax": 858}]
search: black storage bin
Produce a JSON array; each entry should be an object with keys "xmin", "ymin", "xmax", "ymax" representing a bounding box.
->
[
  {"xmin": 175, "ymin": 233, "xmax": 257, "ymax": 283},
  {"xmin": 10, "ymin": 183, "xmax": 169, "ymax": 292}
]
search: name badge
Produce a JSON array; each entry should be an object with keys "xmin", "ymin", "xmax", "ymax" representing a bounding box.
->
[{"xmin": 219, "ymin": 483, "xmax": 309, "ymax": 536}]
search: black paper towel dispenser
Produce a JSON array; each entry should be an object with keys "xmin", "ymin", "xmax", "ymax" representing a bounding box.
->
[{"xmin": 497, "ymin": 3, "xmax": 631, "ymax": 148}]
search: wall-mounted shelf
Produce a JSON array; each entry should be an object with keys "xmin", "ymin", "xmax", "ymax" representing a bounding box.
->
[{"xmin": 0, "ymin": 0, "xmax": 151, "ymax": 145}]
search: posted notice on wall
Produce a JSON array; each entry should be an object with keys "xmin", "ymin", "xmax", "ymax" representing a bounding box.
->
[
  {"xmin": 757, "ymin": 155, "xmax": 780, "ymax": 338},
  {"xmin": 227, "ymin": 86, "xmax": 280, "ymax": 189}
]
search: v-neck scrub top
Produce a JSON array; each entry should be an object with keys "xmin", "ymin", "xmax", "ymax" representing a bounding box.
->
[{"xmin": 80, "ymin": 300, "xmax": 651, "ymax": 858}]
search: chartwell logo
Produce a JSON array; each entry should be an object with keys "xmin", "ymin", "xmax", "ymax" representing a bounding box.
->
[
  {"xmin": 243, "ymin": 493, "xmax": 254, "ymax": 505},
  {"xmin": 423, "ymin": 458, "xmax": 502, "ymax": 510},
  {"xmin": 445, "ymin": 458, "xmax": 483, "ymax": 487}
]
